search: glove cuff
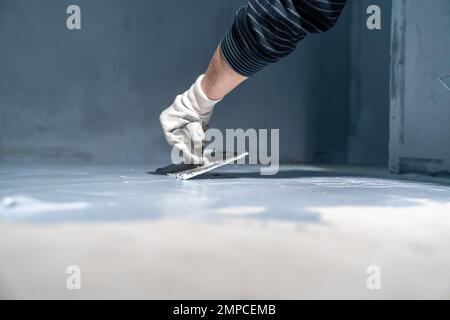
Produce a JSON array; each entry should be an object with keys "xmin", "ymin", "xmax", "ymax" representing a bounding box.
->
[{"xmin": 190, "ymin": 74, "xmax": 222, "ymax": 116}]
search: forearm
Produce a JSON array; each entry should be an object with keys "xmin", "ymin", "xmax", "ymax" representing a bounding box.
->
[
  {"xmin": 201, "ymin": 47, "xmax": 248, "ymax": 100},
  {"xmin": 201, "ymin": 0, "xmax": 348, "ymax": 99}
]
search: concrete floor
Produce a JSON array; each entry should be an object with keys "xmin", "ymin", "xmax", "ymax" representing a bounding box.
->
[{"xmin": 1, "ymin": 162, "xmax": 450, "ymax": 299}]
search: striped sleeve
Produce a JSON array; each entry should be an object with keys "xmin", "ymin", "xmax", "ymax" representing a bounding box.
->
[{"xmin": 220, "ymin": 0, "xmax": 348, "ymax": 77}]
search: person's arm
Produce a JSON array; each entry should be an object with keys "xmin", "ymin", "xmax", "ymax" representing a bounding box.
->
[{"xmin": 161, "ymin": 0, "xmax": 348, "ymax": 163}]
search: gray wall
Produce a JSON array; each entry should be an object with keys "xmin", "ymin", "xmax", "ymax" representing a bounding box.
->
[
  {"xmin": 390, "ymin": 0, "xmax": 450, "ymax": 174},
  {"xmin": 0, "ymin": 0, "xmax": 387, "ymax": 165},
  {"xmin": 348, "ymin": 0, "xmax": 391, "ymax": 166}
]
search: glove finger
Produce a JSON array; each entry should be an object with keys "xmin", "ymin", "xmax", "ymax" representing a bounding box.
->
[
  {"xmin": 181, "ymin": 122, "xmax": 205, "ymax": 143},
  {"xmin": 159, "ymin": 108, "xmax": 191, "ymax": 139},
  {"xmin": 174, "ymin": 142, "xmax": 204, "ymax": 165}
]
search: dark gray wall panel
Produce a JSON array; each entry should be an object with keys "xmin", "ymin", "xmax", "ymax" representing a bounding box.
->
[{"xmin": 390, "ymin": 0, "xmax": 450, "ymax": 174}]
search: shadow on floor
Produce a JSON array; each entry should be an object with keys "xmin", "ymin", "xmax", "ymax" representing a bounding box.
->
[{"xmin": 149, "ymin": 167, "xmax": 450, "ymax": 187}]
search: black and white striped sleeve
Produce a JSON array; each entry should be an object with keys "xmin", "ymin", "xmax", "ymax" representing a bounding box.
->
[{"xmin": 220, "ymin": 0, "xmax": 348, "ymax": 77}]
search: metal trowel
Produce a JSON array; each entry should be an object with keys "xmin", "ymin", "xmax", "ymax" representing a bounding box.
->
[
  {"xmin": 156, "ymin": 151, "xmax": 248, "ymax": 180},
  {"xmin": 157, "ymin": 123, "xmax": 248, "ymax": 180}
]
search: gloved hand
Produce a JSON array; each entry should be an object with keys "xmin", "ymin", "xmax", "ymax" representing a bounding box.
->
[{"xmin": 160, "ymin": 74, "xmax": 221, "ymax": 164}]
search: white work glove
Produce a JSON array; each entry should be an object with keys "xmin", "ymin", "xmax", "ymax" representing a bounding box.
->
[{"xmin": 159, "ymin": 74, "xmax": 221, "ymax": 164}]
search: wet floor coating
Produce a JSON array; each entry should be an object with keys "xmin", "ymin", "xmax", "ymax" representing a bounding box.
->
[{"xmin": 1, "ymin": 163, "xmax": 450, "ymax": 299}]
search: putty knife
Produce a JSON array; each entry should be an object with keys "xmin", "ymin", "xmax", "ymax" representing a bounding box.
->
[{"xmin": 156, "ymin": 152, "xmax": 248, "ymax": 180}]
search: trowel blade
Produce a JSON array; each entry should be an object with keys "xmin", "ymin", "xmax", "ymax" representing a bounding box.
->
[{"xmin": 157, "ymin": 152, "xmax": 248, "ymax": 180}]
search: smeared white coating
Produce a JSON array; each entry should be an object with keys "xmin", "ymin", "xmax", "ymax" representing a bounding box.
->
[
  {"xmin": 0, "ymin": 196, "xmax": 89, "ymax": 216},
  {"xmin": 215, "ymin": 206, "xmax": 266, "ymax": 216}
]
